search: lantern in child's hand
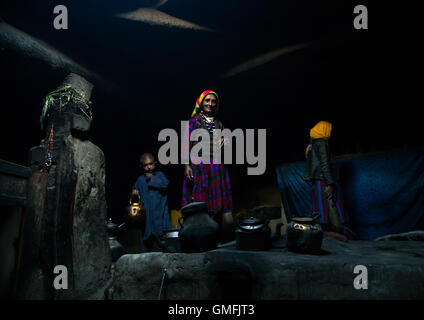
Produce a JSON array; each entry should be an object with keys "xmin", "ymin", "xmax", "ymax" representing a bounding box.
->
[{"xmin": 125, "ymin": 194, "xmax": 145, "ymax": 223}]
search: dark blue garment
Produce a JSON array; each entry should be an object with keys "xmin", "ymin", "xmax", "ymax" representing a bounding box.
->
[
  {"xmin": 276, "ymin": 147, "xmax": 424, "ymax": 240},
  {"xmin": 133, "ymin": 171, "xmax": 172, "ymax": 240}
]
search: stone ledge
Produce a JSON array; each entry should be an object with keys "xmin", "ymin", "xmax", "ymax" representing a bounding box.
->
[{"xmin": 113, "ymin": 238, "xmax": 424, "ymax": 300}]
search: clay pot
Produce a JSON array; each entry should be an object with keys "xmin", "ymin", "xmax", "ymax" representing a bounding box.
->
[{"xmin": 178, "ymin": 202, "xmax": 219, "ymax": 253}]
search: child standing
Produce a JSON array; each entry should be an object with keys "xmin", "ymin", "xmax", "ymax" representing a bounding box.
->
[{"xmin": 132, "ymin": 153, "xmax": 172, "ymax": 252}]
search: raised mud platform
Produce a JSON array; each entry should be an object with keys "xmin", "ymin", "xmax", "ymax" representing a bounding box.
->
[{"xmin": 113, "ymin": 238, "xmax": 424, "ymax": 300}]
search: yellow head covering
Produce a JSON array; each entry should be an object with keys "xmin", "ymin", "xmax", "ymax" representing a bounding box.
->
[
  {"xmin": 310, "ymin": 121, "xmax": 332, "ymax": 140},
  {"xmin": 305, "ymin": 121, "xmax": 332, "ymax": 158}
]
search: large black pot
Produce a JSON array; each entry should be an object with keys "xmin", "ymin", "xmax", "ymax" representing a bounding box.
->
[
  {"xmin": 286, "ymin": 213, "xmax": 323, "ymax": 253},
  {"xmin": 178, "ymin": 202, "xmax": 219, "ymax": 253}
]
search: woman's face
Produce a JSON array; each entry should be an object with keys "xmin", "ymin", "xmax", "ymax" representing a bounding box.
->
[{"xmin": 202, "ymin": 94, "xmax": 217, "ymax": 115}]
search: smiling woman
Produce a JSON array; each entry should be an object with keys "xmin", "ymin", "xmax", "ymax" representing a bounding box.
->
[{"xmin": 182, "ymin": 90, "xmax": 232, "ymax": 220}]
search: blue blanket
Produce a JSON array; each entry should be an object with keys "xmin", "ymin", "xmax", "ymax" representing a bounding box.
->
[{"xmin": 276, "ymin": 147, "xmax": 424, "ymax": 240}]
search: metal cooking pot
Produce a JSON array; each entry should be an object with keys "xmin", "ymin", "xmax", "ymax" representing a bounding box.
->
[
  {"xmin": 125, "ymin": 194, "xmax": 145, "ymax": 223},
  {"xmin": 106, "ymin": 218, "xmax": 125, "ymax": 262},
  {"xmin": 286, "ymin": 212, "xmax": 323, "ymax": 253},
  {"xmin": 159, "ymin": 228, "xmax": 181, "ymax": 253},
  {"xmin": 235, "ymin": 216, "xmax": 283, "ymax": 251}
]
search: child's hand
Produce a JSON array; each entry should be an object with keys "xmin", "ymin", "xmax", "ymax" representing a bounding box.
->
[{"xmin": 132, "ymin": 189, "xmax": 139, "ymax": 196}]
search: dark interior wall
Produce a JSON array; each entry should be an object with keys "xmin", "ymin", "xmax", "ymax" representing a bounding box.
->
[
  {"xmin": 0, "ymin": 207, "xmax": 23, "ymax": 299},
  {"xmin": 0, "ymin": 0, "xmax": 421, "ymax": 224}
]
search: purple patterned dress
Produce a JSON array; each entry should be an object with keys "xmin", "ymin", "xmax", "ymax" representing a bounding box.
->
[{"xmin": 182, "ymin": 114, "xmax": 232, "ymax": 214}]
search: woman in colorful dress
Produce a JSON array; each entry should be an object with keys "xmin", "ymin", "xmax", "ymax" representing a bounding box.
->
[{"xmin": 182, "ymin": 90, "xmax": 232, "ymax": 222}]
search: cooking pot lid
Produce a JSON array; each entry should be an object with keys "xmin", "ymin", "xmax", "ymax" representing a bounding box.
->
[
  {"xmin": 239, "ymin": 216, "xmax": 267, "ymax": 229},
  {"xmin": 163, "ymin": 228, "xmax": 180, "ymax": 238},
  {"xmin": 181, "ymin": 202, "xmax": 208, "ymax": 215},
  {"xmin": 240, "ymin": 216, "xmax": 265, "ymax": 225},
  {"xmin": 106, "ymin": 218, "xmax": 118, "ymax": 230}
]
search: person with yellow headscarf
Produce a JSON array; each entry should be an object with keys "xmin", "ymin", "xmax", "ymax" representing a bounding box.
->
[{"xmin": 304, "ymin": 121, "xmax": 352, "ymax": 241}]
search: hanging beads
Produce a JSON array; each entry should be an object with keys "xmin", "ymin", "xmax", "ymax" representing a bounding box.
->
[{"xmin": 45, "ymin": 127, "xmax": 54, "ymax": 168}]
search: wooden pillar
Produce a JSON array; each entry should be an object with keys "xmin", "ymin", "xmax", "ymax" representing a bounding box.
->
[{"xmin": 17, "ymin": 73, "xmax": 111, "ymax": 299}]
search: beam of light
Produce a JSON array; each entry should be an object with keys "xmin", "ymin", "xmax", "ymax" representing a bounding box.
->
[
  {"xmin": 0, "ymin": 21, "xmax": 120, "ymax": 95},
  {"xmin": 222, "ymin": 42, "xmax": 312, "ymax": 78},
  {"xmin": 116, "ymin": 8, "xmax": 214, "ymax": 32},
  {"xmin": 0, "ymin": 21, "xmax": 99, "ymax": 81}
]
